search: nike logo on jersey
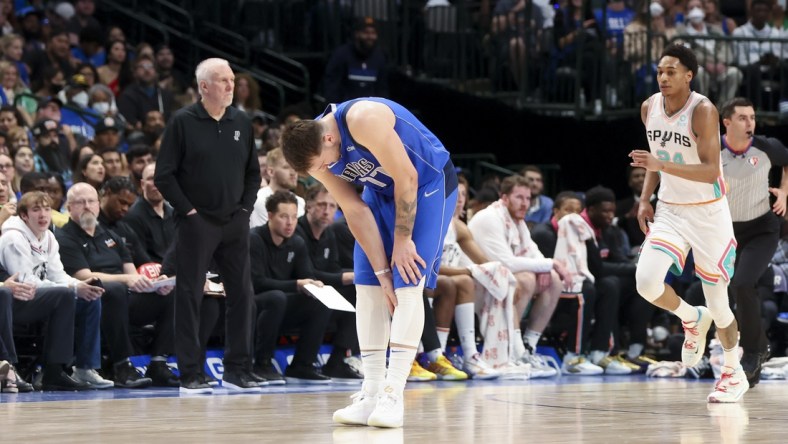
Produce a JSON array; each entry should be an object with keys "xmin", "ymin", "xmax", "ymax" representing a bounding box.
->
[{"xmin": 424, "ymin": 189, "xmax": 439, "ymax": 198}]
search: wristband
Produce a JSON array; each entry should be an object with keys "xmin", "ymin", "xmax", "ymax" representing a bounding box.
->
[{"xmin": 374, "ymin": 268, "xmax": 392, "ymax": 276}]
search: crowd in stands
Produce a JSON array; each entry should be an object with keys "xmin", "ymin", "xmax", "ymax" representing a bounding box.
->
[{"xmin": 1, "ymin": 0, "xmax": 788, "ymax": 394}]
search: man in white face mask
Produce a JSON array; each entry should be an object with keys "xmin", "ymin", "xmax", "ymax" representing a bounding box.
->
[
  {"xmin": 58, "ymin": 74, "xmax": 99, "ymax": 141},
  {"xmin": 675, "ymin": 0, "xmax": 742, "ymax": 103}
]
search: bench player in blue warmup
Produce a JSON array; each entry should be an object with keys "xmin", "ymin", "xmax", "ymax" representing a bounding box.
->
[{"xmin": 281, "ymin": 97, "xmax": 457, "ymax": 428}]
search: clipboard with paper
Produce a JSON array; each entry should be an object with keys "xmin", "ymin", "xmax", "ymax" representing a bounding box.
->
[{"xmin": 304, "ymin": 284, "xmax": 356, "ymax": 312}]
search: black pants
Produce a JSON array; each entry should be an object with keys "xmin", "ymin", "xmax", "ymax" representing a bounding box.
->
[
  {"xmin": 0, "ymin": 287, "xmax": 75, "ymax": 364},
  {"xmin": 175, "ymin": 211, "xmax": 254, "ymax": 378},
  {"xmin": 253, "ymin": 291, "xmax": 331, "ymax": 368},
  {"xmin": 730, "ymin": 211, "xmax": 781, "ymax": 354},
  {"xmin": 421, "ymin": 292, "xmax": 441, "ymax": 352},
  {"xmin": 101, "ymin": 281, "xmax": 175, "ymax": 363},
  {"xmin": 331, "ymin": 284, "xmax": 359, "ymax": 355},
  {"xmin": 617, "ymin": 274, "xmax": 654, "ymax": 350}
]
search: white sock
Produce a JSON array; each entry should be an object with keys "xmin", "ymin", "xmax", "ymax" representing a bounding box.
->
[
  {"xmin": 436, "ymin": 327, "xmax": 450, "ymax": 352},
  {"xmin": 386, "ymin": 346, "xmax": 416, "ymax": 393},
  {"xmin": 588, "ymin": 350, "xmax": 607, "ymax": 365},
  {"xmin": 674, "ymin": 300, "xmax": 699, "ymax": 324},
  {"xmin": 523, "ymin": 329, "xmax": 541, "ymax": 350},
  {"xmin": 426, "ymin": 348, "xmax": 443, "ymax": 363},
  {"xmin": 627, "ymin": 343, "xmax": 644, "ymax": 359},
  {"xmin": 512, "ymin": 330, "xmax": 526, "ymax": 360},
  {"xmin": 361, "ymin": 350, "xmax": 387, "ymax": 389},
  {"xmin": 455, "ymin": 303, "xmax": 477, "ymax": 358},
  {"xmin": 723, "ymin": 345, "xmax": 740, "ymax": 369}
]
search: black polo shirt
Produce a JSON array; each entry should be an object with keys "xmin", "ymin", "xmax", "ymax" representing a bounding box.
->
[
  {"xmin": 295, "ymin": 215, "xmax": 345, "ymax": 288},
  {"xmin": 330, "ymin": 216, "xmax": 355, "ymax": 270},
  {"xmin": 124, "ymin": 198, "xmax": 176, "ymax": 264},
  {"xmin": 56, "ymin": 219, "xmax": 133, "ymax": 275},
  {"xmin": 249, "ymin": 225, "xmax": 315, "ymax": 294},
  {"xmin": 154, "ymin": 101, "xmax": 260, "ymax": 224},
  {"xmin": 98, "ymin": 211, "xmax": 151, "ymax": 267}
]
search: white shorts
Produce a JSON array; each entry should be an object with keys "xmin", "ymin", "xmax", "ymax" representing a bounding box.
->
[{"xmin": 644, "ymin": 198, "xmax": 737, "ymax": 285}]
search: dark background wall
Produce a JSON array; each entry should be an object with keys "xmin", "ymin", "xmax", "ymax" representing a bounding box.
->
[{"xmin": 391, "ymin": 72, "xmax": 788, "ymax": 198}]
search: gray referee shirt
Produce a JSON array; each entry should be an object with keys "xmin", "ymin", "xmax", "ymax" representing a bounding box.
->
[{"xmin": 722, "ymin": 135, "xmax": 788, "ymax": 222}]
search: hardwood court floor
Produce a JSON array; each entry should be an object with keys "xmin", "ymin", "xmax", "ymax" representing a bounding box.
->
[{"xmin": 1, "ymin": 376, "xmax": 785, "ymax": 443}]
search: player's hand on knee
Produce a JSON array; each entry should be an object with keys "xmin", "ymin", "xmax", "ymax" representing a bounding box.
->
[
  {"xmin": 378, "ymin": 274, "xmax": 397, "ymax": 314},
  {"xmin": 392, "ymin": 238, "xmax": 426, "ymax": 285}
]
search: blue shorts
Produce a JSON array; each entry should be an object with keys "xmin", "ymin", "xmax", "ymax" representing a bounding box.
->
[{"xmin": 354, "ymin": 162, "xmax": 458, "ymax": 290}]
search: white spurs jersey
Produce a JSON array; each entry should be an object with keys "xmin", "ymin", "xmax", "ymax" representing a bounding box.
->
[{"xmin": 645, "ymin": 91, "xmax": 726, "ymax": 205}]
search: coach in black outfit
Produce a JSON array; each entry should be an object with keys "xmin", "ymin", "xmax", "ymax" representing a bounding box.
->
[
  {"xmin": 124, "ymin": 163, "xmax": 175, "ymax": 264},
  {"xmin": 295, "ymin": 184, "xmax": 361, "ymax": 380},
  {"xmin": 155, "ymin": 58, "xmax": 262, "ymax": 394},
  {"xmin": 250, "ymin": 190, "xmax": 332, "ymax": 384}
]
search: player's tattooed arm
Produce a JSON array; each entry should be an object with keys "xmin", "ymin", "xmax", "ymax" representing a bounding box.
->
[{"xmin": 395, "ymin": 197, "xmax": 417, "ymax": 236}]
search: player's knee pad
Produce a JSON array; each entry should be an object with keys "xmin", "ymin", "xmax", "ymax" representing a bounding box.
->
[
  {"xmin": 389, "ymin": 280, "xmax": 426, "ymax": 348},
  {"xmin": 635, "ymin": 247, "xmax": 675, "ymax": 302},
  {"xmin": 635, "ymin": 266, "xmax": 665, "ymax": 303},
  {"xmin": 703, "ymin": 282, "xmax": 735, "ymax": 328},
  {"xmin": 355, "ymin": 285, "xmax": 391, "ymax": 350}
]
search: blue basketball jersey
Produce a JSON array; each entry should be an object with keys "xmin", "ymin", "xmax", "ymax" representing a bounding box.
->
[{"xmin": 320, "ymin": 98, "xmax": 451, "ymax": 196}]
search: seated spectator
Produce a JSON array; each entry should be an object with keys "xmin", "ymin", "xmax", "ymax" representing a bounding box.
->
[
  {"xmin": 33, "ymin": 66, "xmax": 65, "ymax": 99},
  {"xmin": 233, "ymin": 73, "xmax": 262, "ymax": 115},
  {"xmin": 155, "ymin": 44, "xmax": 189, "ymax": 97},
  {"xmin": 97, "ymin": 39, "xmax": 133, "ymax": 97},
  {"xmin": 92, "ymin": 116, "xmax": 123, "ymax": 156},
  {"xmin": 250, "ymin": 147, "xmax": 305, "ymax": 228},
  {"xmin": 466, "ymin": 186, "xmax": 498, "ymax": 221},
  {"xmin": 552, "ymin": 0, "xmax": 603, "ymax": 101},
  {"xmin": 98, "ymin": 177, "xmax": 151, "ymax": 267},
  {"xmin": 118, "ymin": 55, "xmax": 176, "ymax": 127},
  {"xmin": 0, "ymin": 34, "xmax": 31, "ymax": 87},
  {"xmin": 66, "ymin": 0, "xmax": 102, "ymax": 46},
  {"xmin": 624, "ymin": 0, "xmax": 676, "ymax": 100},
  {"xmin": 435, "ymin": 176, "xmax": 505, "ymax": 379},
  {"xmin": 323, "ymin": 17, "xmax": 389, "ymax": 103},
  {"xmin": 70, "ymin": 25, "xmax": 105, "ymax": 67},
  {"xmin": 675, "ymin": 0, "xmax": 742, "ymax": 104},
  {"xmin": 468, "ymin": 175, "xmax": 571, "ymax": 377},
  {"xmin": 73, "ymin": 153, "xmax": 105, "ymax": 190},
  {"xmin": 124, "ymin": 163, "xmax": 174, "ymax": 266},
  {"xmin": 0, "ymin": 191, "xmax": 107, "ymax": 390},
  {"xmin": 0, "ymin": 170, "xmax": 16, "ymax": 225},
  {"xmin": 99, "ymin": 148, "xmax": 124, "ymax": 179},
  {"xmin": 616, "ymin": 166, "xmax": 656, "ymax": 251},
  {"xmin": 521, "ymin": 165, "xmax": 554, "ymax": 226},
  {"xmin": 56, "ymin": 182, "xmax": 176, "ymax": 388},
  {"xmin": 125, "ymin": 144, "xmax": 154, "ymax": 194},
  {"xmin": 88, "ymin": 84, "xmax": 121, "ymax": 120},
  {"xmin": 59, "ymin": 74, "xmax": 100, "ymax": 141},
  {"xmin": 0, "ymin": 153, "xmax": 17, "ymax": 200},
  {"xmin": 0, "ymin": 60, "xmax": 36, "ymax": 119},
  {"xmin": 10, "ymin": 144, "xmax": 34, "ymax": 194},
  {"xmin": 582, "ymin": 186, "xmax": 654, "ymax": 370},
  {"xmin": 295, "ymin": 184, "xmax": 362, "ymax": 381},
  {"xmin": 24, "ymin": 26, "xmax": 73, "ymax": 92},
  {"xmin": 704, "ymin": 0, "xmax": 737, "ymax": 35},
  {"xmin": 75, "ymin": 63, "xmax": 99, "ymax": 90},
  {"xmin": 31, "ymin": 118, "xmax": 72, "ymax": 185},
  {"xmin": 19, "ymin": 172, "xmax": 69, "ymax": 228},
  {"xmin": 249, "ymin": 190, "xmax": 332, "ymax": 384},
  {"xmin": 731, "ymin": 0, "xmax": 782, "ymax": 106}
]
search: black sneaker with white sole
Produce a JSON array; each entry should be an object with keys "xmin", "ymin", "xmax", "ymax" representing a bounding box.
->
[
  {"xmin": 322, "ymin": 360, "xmax": 363, "ymax": 384},
  {"xmin": 180, "ymin": 374, "xmax": 213, "ymax": 395},
  {"xmin": 284, "ymin": 364, "xmax": 331, "ymax": 384},
  {"xmin": 253, "ymin": 363, "xmax": 286, "ymax": 386},
  {"xmin": 222, "ymin": 370, "xmax": 264, "ymax": 392}
]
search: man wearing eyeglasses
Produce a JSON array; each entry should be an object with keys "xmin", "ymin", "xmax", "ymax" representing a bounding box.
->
[
  {"xmin": 56, "ymin": 182, "xmax": 177, "ymax": 388},
  {"xmin": 117, "ymin": 54, "xmax": 175, "ymax": 128}
]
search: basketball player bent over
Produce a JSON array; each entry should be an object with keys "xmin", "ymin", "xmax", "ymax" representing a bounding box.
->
[
  {"xmin": 629, "ymin": 44, "xmax": 747, "ymax": 403},
  {"xmin": 281, "ymin": 98, "xmax": 457, "ymax": 427}
]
